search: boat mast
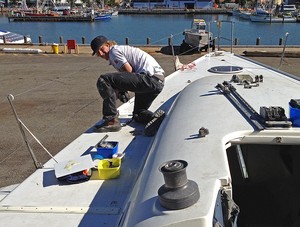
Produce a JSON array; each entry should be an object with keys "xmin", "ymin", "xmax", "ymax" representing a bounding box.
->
[
  {"xmin": 36, "ymin": 0, "xmax": 57, "ymax": 12},
  {"xmin": 20, "ymin": 0, "xmax": 28, "ymax": 9}
]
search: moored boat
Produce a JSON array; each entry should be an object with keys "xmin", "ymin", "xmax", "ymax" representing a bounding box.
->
[
  {"xmin": 24, "ymin": 12, "xmax": 59, "ymax": 17},
  {"xmin": 239, "ymin": 10, "xmax": 252, "ymax": 19},
  {"xmin": 250, "ymin": 13, "xmax": 296, "ymax": 22},
  {"xmin": 0, "ymin": 29, "xmax": 31, "ymax": 44},
  {"xmin": 94, "ymin": 12, "xmax": 112, "ymax": 20},
  {"xmin": 181, "ymin": 18, "xmax": 212, "ymax": 53},
  {"xmin": 110, "ymin": 10, "xmax": 118, "ymax": 16}
]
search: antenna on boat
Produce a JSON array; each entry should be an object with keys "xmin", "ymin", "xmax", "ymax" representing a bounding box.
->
[
  {"xmin": 278, "ymin": 32, "xmax": 289, "ymax": 69},
  {"xmin": 7, "ymin": 94, "xmax": 58, "ymax": 169}
]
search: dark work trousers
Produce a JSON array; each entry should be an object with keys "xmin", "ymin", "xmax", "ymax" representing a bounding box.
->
[{"xmin": 97, "ymin": 71, "xmax": 164, "ymax": 123}]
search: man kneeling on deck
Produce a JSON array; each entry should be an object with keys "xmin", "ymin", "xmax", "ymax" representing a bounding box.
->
[{"xmin": 91, "ymin": 35, "xmax": 165, "ymax": 136}]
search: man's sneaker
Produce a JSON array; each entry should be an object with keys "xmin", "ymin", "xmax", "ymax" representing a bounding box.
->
[
  {"xmin": 93, "ymin": 118, "xmax": 121, "ymax": 133},
  {"xmin": 144, "ymin": 110, "xmax": 165, "ymax": 136}
]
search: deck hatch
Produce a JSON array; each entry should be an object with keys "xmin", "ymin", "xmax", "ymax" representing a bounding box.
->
[{"xmin": 208, "ymin": 66, "xmax": 243, "ymax": 74}]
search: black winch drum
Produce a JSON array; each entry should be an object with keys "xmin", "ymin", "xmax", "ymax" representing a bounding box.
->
[{"xmin": 158, "ymin": 160, "xmax": 200, "ymax": 210}]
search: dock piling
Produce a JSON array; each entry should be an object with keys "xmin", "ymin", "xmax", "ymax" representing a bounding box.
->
[
  {"xmin": 234, "ymin": 38, "xmax": 238, "ymax": 46},
  {"xmin": 38, "ymin": 36, "xmax": 43, "ymax": 45},
  {"xmin": 256, "ymin": 37, "xmax": 260, "ymax": 45}
]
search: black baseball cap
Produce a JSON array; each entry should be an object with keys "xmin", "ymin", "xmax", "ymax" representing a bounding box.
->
[{"xmin": 91, "ymin": 35, "xmax": 108, "ymax": 55}]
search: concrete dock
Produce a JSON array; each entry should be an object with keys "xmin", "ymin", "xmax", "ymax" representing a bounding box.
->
[{"xmin": 0, "ymin": 44, "xmax": 300, "ymax": 187}]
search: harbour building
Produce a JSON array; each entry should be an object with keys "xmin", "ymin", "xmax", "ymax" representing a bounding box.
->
[{"xmin": 131, "ymin": 0, "xmax": 213, "ymax": 9}]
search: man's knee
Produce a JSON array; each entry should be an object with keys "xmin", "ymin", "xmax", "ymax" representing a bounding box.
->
[{"xmin": 133, "ymin": 110, "xmax": 154, "ymax": 123}]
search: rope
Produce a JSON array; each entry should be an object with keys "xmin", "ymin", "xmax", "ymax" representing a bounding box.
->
[
  {"xmin": 178, "ymin": 45, "xmax": 200, "ymax": 56},
  {"xmin": 149, "ymin": 31, "xmax": 183, "ymax": 45}
]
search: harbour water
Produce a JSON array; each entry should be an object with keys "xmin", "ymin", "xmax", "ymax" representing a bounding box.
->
[{"xmin": 0, "ymin": 13, "xmax": 299, "ymax": 46}]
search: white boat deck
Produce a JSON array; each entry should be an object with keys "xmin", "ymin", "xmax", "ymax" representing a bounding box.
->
[{"xmin": 1, "ymin": 51, "xmax": 300, "ymax": 226}]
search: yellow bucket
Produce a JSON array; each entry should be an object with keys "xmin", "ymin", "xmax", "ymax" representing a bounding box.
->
[
  {"xmin": 90, "ymin": 158, "xmax": 121, "ymax": 180},
  {"xmin": 51, "ymin": 43, "xmax": 59, "ymax": 54}
]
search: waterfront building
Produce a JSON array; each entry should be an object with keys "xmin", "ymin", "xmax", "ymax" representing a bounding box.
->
[
  {"xmin": 131, "ymin": 0, "xmax": 213, "ymax": 9},
  {"xmin": 5, "ymin": 0, "xmax": 214, "ymax": 9}
]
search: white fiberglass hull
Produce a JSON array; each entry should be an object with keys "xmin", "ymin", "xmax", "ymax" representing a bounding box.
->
[
  {"xmin": 1, "ymin": 51, "xmax": 300, "ymax": 226},
  {"xmin": 250, "ymin": 15, "xmax": 296, "ymax": 23}
]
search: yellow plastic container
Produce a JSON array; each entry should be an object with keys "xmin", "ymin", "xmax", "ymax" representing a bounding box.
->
[
  {"xmin": 51, "ymin": 43, "xmax": 59, "ymax": 54},
  {"xmin": 91, "ymin": 158, "xmax": 121, "ymax": 180}
]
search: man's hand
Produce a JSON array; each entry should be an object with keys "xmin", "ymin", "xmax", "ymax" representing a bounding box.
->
[{"xmin": 118, "ymin": 91, "xmax": 130, "ymax": 103}]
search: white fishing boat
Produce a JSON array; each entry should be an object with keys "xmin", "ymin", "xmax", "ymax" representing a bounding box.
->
[
  {"xmin": 231, "ymin": 8, "xmax": 252, "ymax": 20},
  {"xmin": 181, "ymin": 18, "xmax": 212, "ymax": 53},
  {"xmin": 110, "ymin": 10, "xmax": 118, "ymax": 16},
  {"xmin": 1, "ymin": 46, "xmax": 300, "ymax": 226},
  {"xmin": 249, "ymin": 3, "xmax": 297, "ymax": 23},
  {"xmin": 94, "ymin": 12, "xmax": 112, "ymax": 20},
  {"xmin": 239, "ymin": 10, "xmax": 252, "ymax": 19},
  {"xmin": 0, "ymin": 29, "xmax": 31, "ymax": 44},
  {"xmin": 250, "ymin": 14, "xmax": 296, "ymax": 23}
]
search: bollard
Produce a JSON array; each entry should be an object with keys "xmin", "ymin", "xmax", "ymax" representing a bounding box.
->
[
  {"xmin": 82, "ymin": 36, "xmax": 85, "ymax": 44},
  {"xmin": 256, "ymin": 37, "xmax": 260, "ymax": 45},
  {"xmin": 51, "ymin": 43, "xmax": 59, "ymax": 54},
  {"xmin": 38, "ymin": 36, "xmax": 43, "ymax": 45},
  {"xmin": 146, "ymin": 37, "xmax": 150, "ymax": 45},
  {"xmin": 279, "ymin": 38, "xmax": 283, "ymax": 46},
  {"xmin": 59, "ymin": 36, "xmax": 63, "ymax": 44},
  {"xmin": 125, "ymin": 37, "xmax": 129, "ymax": 45},
  {"xmin": 168, "ymin": 37, "xmax": 171, "ymax": 46},
  {"xmin": 234, "ymin": 38, "xmax": 239, "ymax": 46}
]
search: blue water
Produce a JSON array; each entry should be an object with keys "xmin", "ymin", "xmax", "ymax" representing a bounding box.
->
[{"xmin": 0, "ymin": 13, "xmax": 299, "ymax": 46}]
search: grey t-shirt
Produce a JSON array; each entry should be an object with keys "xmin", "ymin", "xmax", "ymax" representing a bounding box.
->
[{"xmin": 108, "ymin": 45, "xmax": 165, "ymax": 77}]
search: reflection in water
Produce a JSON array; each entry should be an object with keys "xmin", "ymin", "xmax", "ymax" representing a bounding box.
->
[{"xmin": 0, "ymin": 14, "xmax": 298, "ymax": 45}]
